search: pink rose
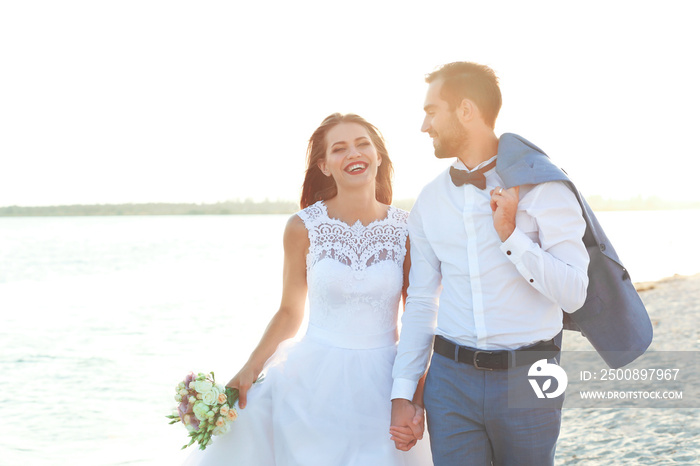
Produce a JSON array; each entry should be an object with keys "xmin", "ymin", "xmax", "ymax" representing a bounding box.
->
[
  {"xmin": 188, "ymin": 415, "xmax": 200, "ymax": 430},
  {"xmin": 217, "ymin": 393, "xmax": 227, "ymax": 404},
  {"xmin": 178, "ymin": 400, "xmax": 189, "ymax": 419}
]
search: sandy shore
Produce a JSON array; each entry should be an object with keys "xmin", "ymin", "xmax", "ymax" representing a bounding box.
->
[{"xmin": 556, "ymin": 274, "xmax": 700, "ymax": 464}]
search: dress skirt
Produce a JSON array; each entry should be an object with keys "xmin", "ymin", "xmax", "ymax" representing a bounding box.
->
[{"xmin": 183, "ymin": 325, "xmax": 432, "ymax": 465}]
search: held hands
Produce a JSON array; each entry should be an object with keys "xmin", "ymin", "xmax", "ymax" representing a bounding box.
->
[
  {"xmin": 226, "ymin": 364, "xmax": 260, "ymax": 410},
  {"xmin": 390, "ymin": 399, "xmax": 425, "ymax": 451},
  {"xmin": 490, "ymin": 185, "xmax": 520, "ymax": 242}
]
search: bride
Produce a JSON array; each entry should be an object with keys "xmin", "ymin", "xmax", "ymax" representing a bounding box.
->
[{"xmin": 184, "ymin": 113, "xmax": 432, "ymax": 465}]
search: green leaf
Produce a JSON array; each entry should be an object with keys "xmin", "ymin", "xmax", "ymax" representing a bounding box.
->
[{"xmin": 225, "ymin": 387, "xmax": 240, "ymax": 408}]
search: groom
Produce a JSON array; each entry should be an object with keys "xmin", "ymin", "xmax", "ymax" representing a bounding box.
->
[{"xmin": 390, "ymin": 62, "xmax": 590, "ymax": 465}]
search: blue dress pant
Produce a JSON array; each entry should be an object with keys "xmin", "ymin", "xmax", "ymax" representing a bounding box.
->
[{"xmin": 423, "ymin": 351, "xmax": 561, "ymax": 466}]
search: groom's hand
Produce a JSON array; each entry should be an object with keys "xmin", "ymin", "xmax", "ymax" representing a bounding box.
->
[
  {"xmin": 490, "ymin": 185, "xmax": 520, "ymax": 242},
  {"xmin": 390, "ymin": 399, "xmax": 424, "ymax": 451}
]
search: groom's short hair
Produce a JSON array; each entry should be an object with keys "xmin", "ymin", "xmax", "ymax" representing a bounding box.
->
[{"xmin": 426, "ymin": 62, "xmax": 502, "ymax": 129}]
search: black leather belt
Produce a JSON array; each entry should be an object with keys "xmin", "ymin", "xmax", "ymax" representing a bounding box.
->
[{"xmin": 433, "ymin": 335, "xmax": 560, "ymax": 371}]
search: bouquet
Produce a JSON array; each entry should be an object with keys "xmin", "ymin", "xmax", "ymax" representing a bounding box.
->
[{"xmin": 166, "ymin": 371, "xmax": 242, "ymax": 450}]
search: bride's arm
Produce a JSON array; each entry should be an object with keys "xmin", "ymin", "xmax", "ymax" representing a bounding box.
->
[
  {"xmin": 401, "ymin": 237, "xmax": 411, "ymax": 307},
  {"xmin": 226, "ymin": 214, "xmax": 309, "ymax": 408}
]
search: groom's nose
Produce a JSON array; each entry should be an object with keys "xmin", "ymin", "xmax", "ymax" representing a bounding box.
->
[{"xmin": 421, "ymin": 116, "xmax": 431, "ymax": 133}]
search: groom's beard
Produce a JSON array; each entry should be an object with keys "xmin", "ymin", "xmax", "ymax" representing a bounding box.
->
[{"xmin": 433, "ymin": 116, "xmax": 470, "ymax": 159}]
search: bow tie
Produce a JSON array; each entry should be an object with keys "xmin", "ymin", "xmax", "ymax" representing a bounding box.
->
[{"xmin": 449, "ymin": 159, "xmax": 497, "ymax": 189}]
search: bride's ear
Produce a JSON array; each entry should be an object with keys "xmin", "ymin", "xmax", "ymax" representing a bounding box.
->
[{"xmin": 317, "ymin": 160, "xmax": 331, "ymax": 177}]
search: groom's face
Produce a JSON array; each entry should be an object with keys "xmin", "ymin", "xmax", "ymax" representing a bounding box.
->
[{"xmin": 421, "ymin": 79, "xmax": 469, "ymax": 159}]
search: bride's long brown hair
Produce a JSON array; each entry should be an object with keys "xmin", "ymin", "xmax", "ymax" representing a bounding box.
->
[{"xmin": 300, "ymin": 113, "xmax": 394, "ymax": 209}]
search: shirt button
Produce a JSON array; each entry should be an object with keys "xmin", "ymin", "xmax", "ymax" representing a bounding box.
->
[
  {"xmin": 529, "ymin": 279, "xmax": 534, "ymax": 283},
  {"xmin": 506, "ymin": 250, "xmax": 512, "ymax": 255}
]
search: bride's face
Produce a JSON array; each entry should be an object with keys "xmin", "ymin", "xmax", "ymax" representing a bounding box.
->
[{"xmin": 318, "ymin": 122, "xmax": 381, "ymax": 189}]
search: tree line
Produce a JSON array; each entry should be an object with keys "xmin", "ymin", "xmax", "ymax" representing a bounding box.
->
[
  {"xmin": 0, "ymin": 200, "xmax": 300, "ymax": 216},
  {"xmin": 0, "ymin": 197, "xmax": 697, "ymax": 217}
]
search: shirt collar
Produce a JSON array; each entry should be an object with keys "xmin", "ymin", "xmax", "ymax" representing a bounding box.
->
[{"xmin": 453, "ymin": 155, "xmax": 498, "ymax": 173}]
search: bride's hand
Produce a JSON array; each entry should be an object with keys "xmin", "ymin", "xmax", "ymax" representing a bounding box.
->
[
  {"xmin": 226, "ymin": 364, "xmax": 259, "ymax": 409},
  {"xmin": 389, "ymin": 425, "xmax": 418, "ymax": 450}
]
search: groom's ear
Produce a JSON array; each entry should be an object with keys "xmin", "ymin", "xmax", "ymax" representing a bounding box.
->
[
  {"xmin": 458, "ymin": 98, "xmax": 487, "ymax": 128},
  {"xmin": 457, "ymin": 98, "xmax": 477, "ymax": 125}
]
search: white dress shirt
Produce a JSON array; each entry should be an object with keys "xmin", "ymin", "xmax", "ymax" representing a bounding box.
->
[{"xmin": 391, "ymin": 156, "xmax": 590, "ymax": 401}]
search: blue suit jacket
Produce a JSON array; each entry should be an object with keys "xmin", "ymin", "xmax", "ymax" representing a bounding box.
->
[{"xmin": 496, "ymin": 133, "xmax": 653, "ymax": 368}]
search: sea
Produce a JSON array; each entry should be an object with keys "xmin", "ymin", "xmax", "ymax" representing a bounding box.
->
[{"xmin": 1, "ymin": 210, "xmax": 699, "ymax": 465}]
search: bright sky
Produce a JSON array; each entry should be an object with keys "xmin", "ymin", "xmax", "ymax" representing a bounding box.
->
[{"xmin": 1, "ymin": 1, "xmax": 698, "ymax": 207}]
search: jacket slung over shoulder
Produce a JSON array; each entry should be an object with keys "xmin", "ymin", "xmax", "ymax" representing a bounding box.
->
[{"xmin": 496, "ymin": 133, "xmax": 653, "ymax": 369}]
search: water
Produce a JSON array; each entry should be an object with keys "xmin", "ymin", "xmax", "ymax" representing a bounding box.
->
[
  {"xmin": 1, "ymin": 210, "xmax": 698, "ymax": 465},
  {"xmin": 592, "ymin": 210, "xmax": 700, "ymax": 283}
]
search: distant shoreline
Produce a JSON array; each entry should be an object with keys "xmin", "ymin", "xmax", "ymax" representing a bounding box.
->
[
  {"xmin": 0, "ymin": 201, "xmax": 301, "ymax": 217},
  {"xmin": 1, "ymin": 197, "xmax": 698, "ymax": 217}
]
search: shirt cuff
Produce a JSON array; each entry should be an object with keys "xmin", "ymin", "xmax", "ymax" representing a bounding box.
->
[
  {"xmin": 391, "ymin": 378, "xmax": 419, "ymax": 401},
  {"xmin": 500, "ymin": 227, "xmax": 532, "ymax": 264}
]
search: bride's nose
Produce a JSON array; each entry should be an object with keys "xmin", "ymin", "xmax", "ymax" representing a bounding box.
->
[{"xmin": 347, "ymin": 146, "xmax": 362, "ymax": 159}]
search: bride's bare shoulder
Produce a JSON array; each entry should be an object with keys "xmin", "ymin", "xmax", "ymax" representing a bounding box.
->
[{"xmin": 284, "ymin": 214, "xmax": 309, "ymax": 247}]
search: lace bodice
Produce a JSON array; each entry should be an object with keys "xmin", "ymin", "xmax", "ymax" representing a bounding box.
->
[{"xmin": 296, "ymin": 201, "xmax": 409, "ymax": 335}]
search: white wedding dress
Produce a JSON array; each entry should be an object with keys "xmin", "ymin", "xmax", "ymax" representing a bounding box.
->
[{"xmin": 184, "ymin": 200, "xmax": 433, "ymax": 465}]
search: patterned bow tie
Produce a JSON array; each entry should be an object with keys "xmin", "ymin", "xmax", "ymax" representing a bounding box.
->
[{"xmin": 449, "ymin": 159, "xmax": 497, "ymax": 189}]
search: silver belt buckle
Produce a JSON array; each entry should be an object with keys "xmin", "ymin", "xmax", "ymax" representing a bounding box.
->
[{"xmin": 472, "ymin": 350, "xmax": 494, "ymax": 371}]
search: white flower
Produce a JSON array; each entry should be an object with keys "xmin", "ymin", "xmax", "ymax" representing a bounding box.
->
[
  {"xmin": 189, "ymin": 396, "xmax": 196, "ymax": 404},
  {"xmin": 194, "ymin": 380, "xmax": 213, "ymax": 393},
  {"xmin": 192, "ymin": 401, "xmax": 210, "ymax": 421},
  {"xmin": 212, "ymin": 423, "xmax": 230, "ymax": 436},
  {"xmin": 179, "ymin": 388, "xmax": 189, "ymax": 396},
  {"xmin": 174, "ymin": 394, "xmax": 182, "ymax": 402},
  {"xmin": 202, "ymin": 390, "xmax": 217, "ymax": 406},
  {"xmin": 202, "ymin": 385, "xmax": 222, "ymax": 406}
]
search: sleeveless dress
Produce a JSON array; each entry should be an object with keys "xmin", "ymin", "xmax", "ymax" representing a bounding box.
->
[{"xmin": 184, "ymin": 200, "xmax": 433, "ymax": 465}]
